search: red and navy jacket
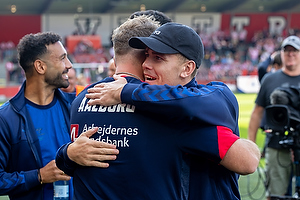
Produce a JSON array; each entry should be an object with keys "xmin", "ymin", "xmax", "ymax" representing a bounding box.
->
[
  {"xmin": 120, "ymin": 78, "xmax": 241, "ymax": 200},
  {"xmin": 56, "ymin": 77, "xmax": 240, "ymax": 199}
]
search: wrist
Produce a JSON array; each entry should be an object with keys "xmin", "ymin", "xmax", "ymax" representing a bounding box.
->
[{"xmin": 37, "ymin": 168, "xmax": 43, "ymax": 184}]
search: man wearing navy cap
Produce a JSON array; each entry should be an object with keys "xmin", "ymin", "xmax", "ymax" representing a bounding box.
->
[
  {"xmin": 82, "ymin": 22, "xmax": 260, "ymax": 199},
  {"xmin": 249, "ymin": 35, "xmax": 300, "ymax": 199},
  {"xmin": 129, "ymin": 22, "xmax": 203, "ymax": 68}
]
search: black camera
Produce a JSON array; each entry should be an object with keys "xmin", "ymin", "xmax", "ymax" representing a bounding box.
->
[
  {"xmin": 265, "ymin": 87, "xmax": 300, "ymax": 148},
  {"xmin": 266, "ymin": 104, "xmax": 300, "ymax": 149},
  {"xmin": 266, "ymin": 104, "xmax": 291, "ymax": 132},
  {"xmin": 266, "ymin": 86, "xmax": 300, "ymax": 199},
  {"xmin": 266, "ymin": 104, "xmax": 300, "ymax": 133},
  {"xmin": 266, "ymin": 86, "xmax": 300, "ymax": 132}
]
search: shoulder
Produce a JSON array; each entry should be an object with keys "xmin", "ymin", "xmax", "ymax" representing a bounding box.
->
[
  {"xmin": 200, "ymin": 81, "xmax": 234, "ymax": 96},
  {"xmin": 260, "ymin": 70, "xmax": 281, "ymax": 86},
  {"xmin": 0, "ymin": 101, "xmax": 21, "ymax": 130},
  {"xmin": 87, "ymin": 77, "xmax": 116, "ymax": 89},
  {"xmin": 205, "ymin": 81, "xmax": 229, "ymax": 89},
  {"xmin": 125, "ymin": 77, "xmax": 143, "ymax": 83},
  {"xmin": 0, "ymin": 101, "xmax": 13, "ymax": 118}
]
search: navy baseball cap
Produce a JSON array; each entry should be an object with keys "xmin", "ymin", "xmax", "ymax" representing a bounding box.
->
[{"xmin": 129, "ymin": 22, "xmax": 204, "ymax": 68}]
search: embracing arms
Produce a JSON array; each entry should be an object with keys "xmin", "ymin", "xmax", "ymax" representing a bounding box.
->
[
  {"xmin": 86, "ymin": 76, "xmax": 260, "ymax": 175},
  {"xmin": 86, "ymin": 75, "xmax": 239, "ymax": 132},
  {"xmin": 56, "ymin": 128, "xmax": 119, "ymax": 176},
  {"xmin": 220, "ymin": 138, "xmax": 260, "ymax": 175}
]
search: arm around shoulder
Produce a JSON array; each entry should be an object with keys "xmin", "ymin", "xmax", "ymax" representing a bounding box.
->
[{"xmin": 220, "ymin": 138, "xmax": 261, "ymax": 175}]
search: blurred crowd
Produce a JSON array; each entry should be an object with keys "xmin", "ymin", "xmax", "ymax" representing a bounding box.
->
[
  {"xmin": 196, "ymin": 28, "xmax": 300, "ymax": 83},
  {"xmin": 2, "ymin": 28, "xmax": 300, "ymax": 86}
]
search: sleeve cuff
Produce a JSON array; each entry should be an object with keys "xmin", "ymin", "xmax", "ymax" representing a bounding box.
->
[
  {"xmin": 24, "ymin": 169, "xmax": 42, "ymax": 190},
  {"xmin": 121, "ymin": 83, "xmax": 140, "ymax": 104},
  {"xmin": 55, "ymin": 142, "xmax": 77, "ymax": 176}
]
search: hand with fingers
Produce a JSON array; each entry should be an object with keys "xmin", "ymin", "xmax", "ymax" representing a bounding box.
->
[
  {"xmin": 67, "ymin": 127, "xmax": 119, "ymax": 168},
  {"xmin": 39, "ymin": 160, "xmax": 71, "ymax": 184},
  {"xmin": 86, "ymin": 75, "xmax": 127, "ymax": 106}
]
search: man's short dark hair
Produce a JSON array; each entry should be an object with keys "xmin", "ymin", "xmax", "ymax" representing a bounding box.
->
[
  {"xmin": 129, "ymin": 10, "xmax": 172, "ymax": 25},
  {"xmin": 17, "ymin": 32, "xmax": 62, "ymax": 73}
]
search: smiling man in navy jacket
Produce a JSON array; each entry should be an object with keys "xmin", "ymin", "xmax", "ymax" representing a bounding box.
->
[
  {"xmin": 56, "ymin": 20, "xmax": 260, "ymax": 200},
  {"xmin": 0, "ymin": 32, "xmax": 118, "ymax": 200},
  {"xmin": 87, "ymin": 22, "xmax": 261, "ymax": 199}
]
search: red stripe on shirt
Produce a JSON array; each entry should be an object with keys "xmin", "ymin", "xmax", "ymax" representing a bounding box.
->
[{"xmin": 217, "ymin": 126, "xmax": 239, "ymax": 159}]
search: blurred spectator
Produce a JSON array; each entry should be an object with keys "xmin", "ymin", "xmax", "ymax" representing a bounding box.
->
[
  {"xmin": 231, "ymin": 26, "xmax": 239, "ymax": 47},
  {"xmin": 239, "ymin": 27, "xmax": 248, "ymax": 43},
  {"xmin": 0, "ymin": 41, "xmax": 16, "ymax": 61},
  {"xmin": 107, "ymin": 58, "xmax": 116, "ymax": 77},
  {"xmin": 5, "ymin": 54, "xmax": 24, "ymax": 85},
  {"xmin": 258, "ymin": 51, "xmax": 282, "ymax": 83},
  {"xmin": 60, "ymin": 68, "xmax": 85, "ymax": 103},
  {"xmin": 247, "ymin": 44, "xmax": 260, "ymax": 66}
]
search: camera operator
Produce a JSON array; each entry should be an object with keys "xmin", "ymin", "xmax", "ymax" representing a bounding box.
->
[{"xmin": 248, "ymin": 35, "xmax": 300, "ymax": 199}]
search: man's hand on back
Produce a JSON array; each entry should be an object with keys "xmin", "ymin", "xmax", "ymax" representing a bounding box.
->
[{"xmin": 68, "ymin": 127, "xmax": 119, "ymax": 168}]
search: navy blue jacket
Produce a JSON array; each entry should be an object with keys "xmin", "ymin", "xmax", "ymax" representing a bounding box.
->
[
  {"xmin": 120, "ymin": 78, "xmax": 241, "ymax": 200},
  {"xmin": 56, "ymin": 77, "xmax": 240, "ymax": 200},
  {"xmin": 0, "ymin": 82, "xmax": 70, "ymax": 200},
  {"xmin": 121, "ymin": 79, "xmax": 239, "ymax": 134}
]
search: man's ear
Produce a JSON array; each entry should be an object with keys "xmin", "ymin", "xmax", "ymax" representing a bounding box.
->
[
  {"xmin": 180, "ymin": 60, "xmax": 196, "ymax": 78},
  {"xmin": 33, "ymin": 59, "xmax": 47, "ymax": 75}
]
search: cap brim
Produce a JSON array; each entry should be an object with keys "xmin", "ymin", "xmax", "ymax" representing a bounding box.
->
[
  {"xmin": 129, "ymin": 37, "xmax": 179, "ymax": 54},
  {"xmin": 281, "ymin": 42, "xmax": 300, "ymax": 50}
]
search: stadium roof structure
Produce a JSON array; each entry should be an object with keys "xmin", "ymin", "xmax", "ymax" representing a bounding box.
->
[{"xmin": 0, "ymin": 0, "xmax": 299, "ymax": 15}]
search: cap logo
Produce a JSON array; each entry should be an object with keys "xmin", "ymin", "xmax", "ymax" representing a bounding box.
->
[{"xmin": 153, "ymin": 30, "xmax": 161, "ymax": 35}]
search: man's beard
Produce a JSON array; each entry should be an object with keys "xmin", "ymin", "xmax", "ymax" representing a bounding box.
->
[{"xmin": 45, "ymin": 73, "xmax": 70, "ymax": 89}]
